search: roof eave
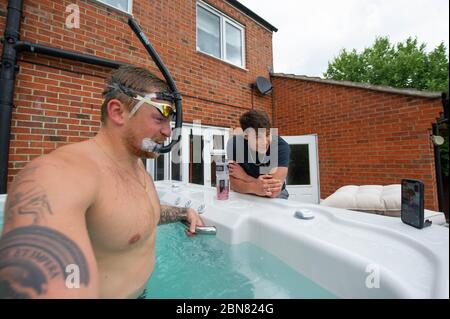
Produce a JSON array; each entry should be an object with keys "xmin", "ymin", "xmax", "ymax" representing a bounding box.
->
[{"xmin": 225, "ymin": 0, "xmax": 278, "ymax": 32}]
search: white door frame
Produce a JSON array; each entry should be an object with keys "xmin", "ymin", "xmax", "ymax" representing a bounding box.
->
[
  {"xmin": 282, "ymin": 134, "xmax": 320, "ymax": 204},
  {"xmin": 203, "ymin": 128, "xmax": 229, "ymax": 187}
]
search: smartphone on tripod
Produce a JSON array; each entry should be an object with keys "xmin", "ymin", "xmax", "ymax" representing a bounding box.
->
[{"xmin": 401, "ymin": 179, "xmax": 431, "ymax": 229}]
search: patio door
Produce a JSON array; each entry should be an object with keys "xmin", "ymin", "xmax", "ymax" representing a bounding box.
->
[
  {"xmin": 147, "ymin": 124, "xmax": 229, "ymax": 188},
  {"xmin": 282, "ymin": 135, "xmax": 320, "ymax": 204},
  {"xmin": 202, "ymin": 128, "xmax": 230, "ymax": 187}
]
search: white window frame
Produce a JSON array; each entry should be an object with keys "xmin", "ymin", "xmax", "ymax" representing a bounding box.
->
[
  {"xmin": 147, "ymin": 123, "xmax": 230, "ymax": 187},
  {"xmin": 196, "ymin": 1, "xmax": 246, "ymax": 69},
  {"xmin": 94, "ymin": 0, "xmax": 133, "ymax": 14}
]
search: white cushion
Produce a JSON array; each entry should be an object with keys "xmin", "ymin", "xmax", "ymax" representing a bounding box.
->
[
  {"xmin": 321, "ymin": 185, "xmax": 402, "ymax": 216},
  {"xmin": 321, "ymin": 185, "xmax": 447, "ymax": 225}
]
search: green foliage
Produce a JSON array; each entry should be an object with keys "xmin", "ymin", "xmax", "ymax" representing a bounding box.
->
[{"xmin": 324, "ymin": 37, "xmax": 449, "ymax": 93}]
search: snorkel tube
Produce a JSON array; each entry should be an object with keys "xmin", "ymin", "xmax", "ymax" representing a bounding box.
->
[{"xmin": 128, "ymin": 17, "xmax": 182, "ymax": 154}]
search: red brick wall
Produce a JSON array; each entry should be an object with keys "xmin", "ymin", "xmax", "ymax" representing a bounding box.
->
[
  {"xmin": 0, "ymin": 0, "xmax": 274, "ymax": 185},
  {"xmin": 272, "ymin": 76, "xmax": 442, "ymax": 211}
]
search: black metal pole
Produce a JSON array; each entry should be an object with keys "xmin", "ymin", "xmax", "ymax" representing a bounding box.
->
[
  {"xmin": 433, "ymin": 123, "xmax": 445, "ymax": 212},
  {"xmin": 443, "ymin": 93, "xmax": 449, "ymax": 122},
  {"xmin": 0, "ymin": 0, "xmax": 23, "ymax": 194}
]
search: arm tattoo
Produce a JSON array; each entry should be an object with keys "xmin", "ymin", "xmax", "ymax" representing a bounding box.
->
[
  {"xmin": 5, "ymin": 164, "xmax": 53, "ymax": 225},
  {"xmin": 5, "ymin": 182, "xmax": 53, "ymax": 225},
  {"xmin": 0, "ymin": 225, "xmax": 89, "ymax": 299},
  {"xmin": 158, "ymin": 205, "xmax": 188, "ymax": 225}
]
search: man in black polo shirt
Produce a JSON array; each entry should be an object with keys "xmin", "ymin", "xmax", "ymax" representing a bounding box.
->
[{"xmin": 226, "ymin": 110, "xmax": 290, "ymax": 199}]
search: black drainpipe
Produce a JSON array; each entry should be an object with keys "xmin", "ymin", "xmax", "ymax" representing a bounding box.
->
[
  {"xmin": 0, "ymin": 0, "xmax": 125, "ymax": 193},
  {"xmin": 432, "ymin": 93, "xmax": 449, "ymax": 213},
  {"xmin": 0, "ymin": 0, "xmax": 24, "ymax": 194},
  {"xmin": 433, "ymin": 122, "xmax": 445, "ymax": 212},
  {"xmin": 14, "ymin": 41, "xmax": 124, "ymax": 69}
]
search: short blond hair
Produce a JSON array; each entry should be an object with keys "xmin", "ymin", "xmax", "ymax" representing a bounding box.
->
[{"xmin": 101, "ymin": 66, "xmax": 168, "ymax": 123}]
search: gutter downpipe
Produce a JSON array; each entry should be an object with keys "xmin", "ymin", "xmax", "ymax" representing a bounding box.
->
[
  {"xmin": 0, "ymin": 0, "xmax": 24, "ymax": 194},
  {"xmin": 432, "ymin": 93, "xmax": 449, "ymax": 213},
  {"xmin": 433, "ymin": 121, "xmax": 445, "ymax": 212}
]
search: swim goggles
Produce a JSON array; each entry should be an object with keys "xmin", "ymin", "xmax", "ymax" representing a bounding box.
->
[
  {"xmin": 106, "ymin": 81, "xmax": 176, "ymax": 119},
  {"xmin": 129, "ymin": 92, "xmax": 176, "ymax": 119}
]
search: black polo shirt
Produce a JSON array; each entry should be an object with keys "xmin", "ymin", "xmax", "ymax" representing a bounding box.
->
[{"xmin": 226, "ymin": 135, "xmax": 290, "ymax": 199}]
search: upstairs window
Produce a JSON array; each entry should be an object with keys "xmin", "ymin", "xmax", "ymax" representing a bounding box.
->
[
  {"xmin": 197, "ymin": 2, "xmax": 245, "ymax": 68},
  {"xmin": 96, "ymin": 0, "xmax": 133, "ymax": 14}
]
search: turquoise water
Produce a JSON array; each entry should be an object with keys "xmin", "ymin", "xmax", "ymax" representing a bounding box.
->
[{"xmin": 146, "ymin": 223, "xmax": 337, "ymax": 299}]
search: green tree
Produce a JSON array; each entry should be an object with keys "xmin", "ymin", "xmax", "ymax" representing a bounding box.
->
[{"xmin": 324, "ymin": 36, "xmax": 449, "ymax": 93}]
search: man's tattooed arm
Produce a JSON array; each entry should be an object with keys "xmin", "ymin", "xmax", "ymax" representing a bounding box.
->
[
  {"xmin": 0, "ymin": 160, "xmax": 98, "ymax": 298},
  {"xmin": 158, "ymin": 205, "xmax": 188, "ymax": 225},
  {"xmin": 0, "ymin": 226, "xmax": 90, "ymax": 298},
  {"xmin": 5, "ymin": 164, "xmax": 54, "ymax": 225}
]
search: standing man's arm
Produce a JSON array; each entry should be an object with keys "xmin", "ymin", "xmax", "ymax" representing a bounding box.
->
[
  {"xmin": 265, "ymin": 138, "xmax": 290, "ymax": 198},
  {"xmin": 0, "ymin": 156, "xmax": 100, "ymax": 299},
  {"xmin": 265, "ymin": 167, "xmax": 288, "ymax": 198},
  {"xmin": 226, "ymin": 135, "xmax": 272, "ymax": 197},
  {"xmin": 228, "ymin": 162, "xmax": 274, "ymax": 197}
]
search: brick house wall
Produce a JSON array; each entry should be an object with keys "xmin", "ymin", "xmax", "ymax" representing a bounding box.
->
[
  {"xmin": 0, "ymin": 0, "xmax": 274, "ymax": 185},
  {"xmin": 272, "ymin": 74, "xmax": 443, "ymax": 211}
]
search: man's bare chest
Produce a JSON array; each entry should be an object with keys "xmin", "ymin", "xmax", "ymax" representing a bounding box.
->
[{"xmin": 86, "ymin": 170, "xmax": 159, "ymax": 252}]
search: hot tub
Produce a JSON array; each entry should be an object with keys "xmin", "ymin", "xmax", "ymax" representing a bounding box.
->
[
  {"xmin": 155, "ymin": 181, "xmax": 449, "ymax": 299},
  {"xmin": 1, "ymin": 184, "xmax": 448, "ymax": 299}
]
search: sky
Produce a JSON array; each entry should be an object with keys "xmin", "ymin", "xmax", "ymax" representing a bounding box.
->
[{"xmin": 238, "ymin": 0, "xmax": 449, "ymax": 77}]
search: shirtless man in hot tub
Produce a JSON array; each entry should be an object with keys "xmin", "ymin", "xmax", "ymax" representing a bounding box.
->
[{"xmin": 0, "ymin": 66, "xmax": 203, "ymax": 299}]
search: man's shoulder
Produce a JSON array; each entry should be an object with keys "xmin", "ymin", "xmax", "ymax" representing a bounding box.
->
[
  {"xmin": 53, "ymin": 141, "xmax": 98, "ymax": 168},
  {"xmin": 276, "ymin": 136, "xmax": 290, "ymax": 149},
  {"xmin": 20, "ymin": 141, "xmax": 100, "ymax": 184}
]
